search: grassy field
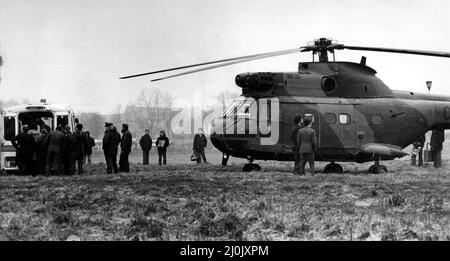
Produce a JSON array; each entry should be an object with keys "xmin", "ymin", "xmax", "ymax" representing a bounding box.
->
[{"xmin": 0, "ymin": 149, "xmax": 449, "ymax": 241}]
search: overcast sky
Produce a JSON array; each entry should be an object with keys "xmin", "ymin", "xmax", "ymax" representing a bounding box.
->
[{"xmin": 0, "ymin": 0, "xmax": 449, "ymax": 114}]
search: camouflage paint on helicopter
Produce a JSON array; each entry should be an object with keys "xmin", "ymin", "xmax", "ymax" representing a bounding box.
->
[{"xmin": 121, "ymin": 38, "xmax": 450, "ymax": 173}]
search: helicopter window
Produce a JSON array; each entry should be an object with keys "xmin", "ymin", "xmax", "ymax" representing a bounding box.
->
[
  {"xmin": 445, "ymin": 107, "xmax": 450, "ymax": 120},
  {"xmin": 222, "ymin": 99, "xmax": 245, "ymax": 118},
  {"xmin": 371, "ymin": 115, "xmax": 383, "ymax": 125},
  {"xmin": 324, "ymin": 113, "xmax": 336, "ymax": 124},
  {"xmin": 339, "ymin": 114, "xmax": 351, "ymax": 124},
  {"xmin": 237, "ymin": 103, "xmax": 252, "ymax": 118}
]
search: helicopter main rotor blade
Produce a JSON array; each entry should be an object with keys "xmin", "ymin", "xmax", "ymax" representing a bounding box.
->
[
  {"xmin": 150, "ymin": 48, "xmax": 303, "ymax": 82},
  {"xmin": 120, "ymin": 48, "xmax": 302, "ymax": 79},
  {"xmin": 342, "ymin": 45, "xmax": 450, "ymax": 58}
]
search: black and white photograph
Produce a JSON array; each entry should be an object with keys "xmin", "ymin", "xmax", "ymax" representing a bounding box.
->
[{"xmin": 0, "ymin": 0, "xmax": 449, "ymax": 250}]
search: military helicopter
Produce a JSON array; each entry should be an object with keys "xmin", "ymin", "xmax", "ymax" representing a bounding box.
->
[{"xmin": 120, "ymin": 38, "xmax": 450, "ymax": 173}]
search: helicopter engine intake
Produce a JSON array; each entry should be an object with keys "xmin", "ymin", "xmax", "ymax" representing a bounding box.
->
[{"xmin": 235, "ymin": 73, "xmax": 274, "ymax": 91}]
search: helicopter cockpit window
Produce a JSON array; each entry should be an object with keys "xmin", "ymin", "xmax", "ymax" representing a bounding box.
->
[
  {"xmin": 222, "ymin": 99, "xmax": 245, "ymax": 118},
  {"xmin": 237, "ymin": 103, "xmax": 253, "ymax": 119},
  {"xmin": 222, "ymin": 99, "xmax": 255, "ymax": 119},
  {"xmin": 371, "ymin": 115, "xmax": 383, "ymax": 125},
  {"xmin": 339, "ymin": 114, "xmax": 351, "ymax": 124},
  {"xmin": 324, "ymin": 113, "xmax": 337, "ymax": 124}
]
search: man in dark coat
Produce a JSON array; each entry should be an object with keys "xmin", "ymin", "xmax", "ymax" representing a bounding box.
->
[
  {"xmin": 156, "ymin": 130, "xmax": 169, "ymax": 165},
  {"xmin": 46, "ymin": 126, "xmax": 65, "ymax": 175},
  {"xmin": 295, "ymin": 119, "xmax": 317, "ymax": 176},
  {"xmin": 102, "ymin": 123, "xmax": 121, "ymax": 174},
  {"xmin": 430, "ymin": 129, "xmax": 445, "ymax": 168},
  {"xmin": 119, "ymin": 123, "xmax": 132, "ymax": 172},
  {"xmin": 71, "ymin": 123, "xmax": 86, "ymax": 175},
  {"xmin": 28, "ymin": 124, "xmax": 40, "ymax": 174},
  {"xmin": 84, "ymin": 131, "xmax": 96, "ymax": 165},
  {"xmin": 11, "ymin": 125, "xmax": 35, "ymax": 175},
  {"xmin": 35, "ymin": 128, "xmax": 49, "ymax": 175},
  {"xmin": 193, "ymin": 128, "xmax": 208, "ymax": 164},
  {"xmin": 62, "ymin": 125, "xmax": 74, "ymax": 175},
  {"xmin": 290, "ymin": 115, "xmax": 303, "ymax": 173},
  {"xmin": 139, "ymin": 129, "xmax": 152, "ymax": 165}
]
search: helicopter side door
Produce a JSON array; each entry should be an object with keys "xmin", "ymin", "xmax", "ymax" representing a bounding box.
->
[{"xmin": 318, "ymin": 104, "xmax": 356, "ymax": 149}]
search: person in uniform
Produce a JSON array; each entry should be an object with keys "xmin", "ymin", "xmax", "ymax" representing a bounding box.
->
[
  {"xmin": 430, "ymin": 129, "xmax": 445, "ymax": 168},
  {"xmin": 139, "ymin": 129, "xmax": 152, "ymax": 165},
  {"xmin": 193, "ymin": 128, "xmax": 208, "ymax": 164},
  {"xmin": 11, "ymin": 125, "xmax": 35, "ymax": 175},
  {"xmin": 119, "ymin": 123, "xmax": 132, "ymax": 172},
  {"xmin": 290, "ymin": 115, "xmax": 303, "ymax": 173},
  {"xmin": 156, "ymin": 130, "xmax": 169, "ymax": 165},
  {"xmin": 102, "ymin": 123, "xmax": 121, "ymax": 174},
  {"xmin": 295, "ymin": 119, "xmax": 317, "ymax": 176}
]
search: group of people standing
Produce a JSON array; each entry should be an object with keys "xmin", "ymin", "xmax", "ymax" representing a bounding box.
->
[
  {"xmin": 137, "ymin": 127, "xmax": 208, "ymax": 167},
  {"xmin": 11, "ymin": 121, "xmax": 96, "ymax": 176},
  {"xmin": 13, "ymin": 119, "xmax": 211, "ymax": 175},
  {"xmin": 290, "ymin": 115, "xmax": 317, "ymax": 176},
  {"xmin": 137, "ymin": 128, "xmax": 170, "ymax": 166},
  {"xmin": 103, "ymin": 123, "xmax": 171, "ymax": 174}
]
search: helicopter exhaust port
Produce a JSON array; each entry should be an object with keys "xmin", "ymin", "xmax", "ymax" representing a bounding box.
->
[{"xmin": 321, "ymin": 76, "xmax": 337, "ymax": 94}]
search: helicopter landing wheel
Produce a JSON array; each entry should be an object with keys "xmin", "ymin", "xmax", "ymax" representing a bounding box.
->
[
  {"xmin": 222, "ymin": 153, "xmax": 230, "ymax": 166},
  {"xmin": 323, "ymin": 163, "xmax": 343, "ymax": 174},
  {"xmin": 243, "ymin": 163, "xmax": 262, "ymax": 172},
  {"xmin": 368, "ymin": 165, "xmax": 388, "ymax": 174}
]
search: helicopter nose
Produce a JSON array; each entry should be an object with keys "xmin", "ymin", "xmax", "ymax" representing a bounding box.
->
[{"xmin": 210, "ymin": 122, "xmax": 227, "ymax": 152}]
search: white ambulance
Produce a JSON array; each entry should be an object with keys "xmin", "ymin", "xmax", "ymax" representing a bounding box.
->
[{"xmin": 0, "ymin": 99, "xmax": 75, "ymax": 173}]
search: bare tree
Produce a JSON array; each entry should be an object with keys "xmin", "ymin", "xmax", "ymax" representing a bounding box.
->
[
  {"xmin": 111, "ymin": 103, "xmax": 123, "ymax": 127},
  {"xmin": 0, "ymin": 99, "xmax": 19, "ymax": 113},
  {"xmin": 77, "ymin": 112, "xmax": 105, "ymax": 139},
  {"xmin": 124, "ymin": 88, "xmax": 174, "ymax": 138}
]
